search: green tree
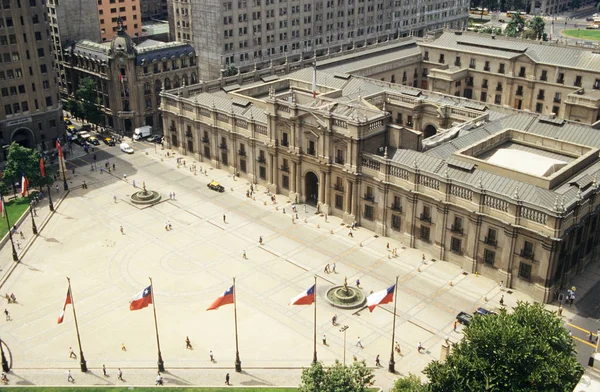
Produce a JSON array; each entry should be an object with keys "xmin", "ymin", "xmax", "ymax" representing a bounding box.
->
[
  {"xmin": 223, "ymin": 64, "xmax": 238, "ymax": 77},
  {"xmin": 391, "ymin": 373, "xmax": 427, "ymax": 392},
  {"xmin": 75, "ymin": 77, "xmax": 103, "ymax": 125},
  {"xmin": 299, "ymin": 360, "xmax": 375, "ymax": 392},
  {"xmin": 64, "ymin": 98, "xmax": 82, "ymax": 120},
  {"xmin": 423, "ymin": 302, "xmax": 583, "ymax": 391},
  {"xmin": 2, "ymin": 143, "xmax": 54, "ymax": 195},
  {"xmin": 505, "ymin": 14, "xmax": 526, "ymax": 37},
  {"xmin": 528, "ymin": 15, "xmax": 546, "ymax": 40}
]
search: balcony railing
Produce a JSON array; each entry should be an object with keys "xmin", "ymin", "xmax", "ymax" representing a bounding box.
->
[
  {"xmin": 391, "ymin": 204, "xmax": 402, "ymax": 212},
  {"xmin": 484, "ymin": 236, "xmax": 497, "ymax": 247},
  {"xmin": 419, "ymin": 213, "xmax": 431, "ymax": 223},
  {"xmin": 333, "ymin": 183, "xmax": 344, "ymax": 192},
  {"xmin": 202, "ymin": 137, "xmax": 209, "ymax": 143},
  {"xmin": 450, "ymin": 225, "xmax": 463, "ymax": 234},
  {"xmin": 363, "ymin": 194, "xmax": 375, "ymax": 203},
  {"xmin": 520, "ymin": 249, "xmax": 535, "ymax": 260},
  {"xmin": 540, "ymin": 75, "xmax": 547, "ymax": 81},
  {"xmin": 185, "ymin": 131, "xmax": 192, "ymax": 138},
  {"xmin": 335, "ymin": 157, "xmax": 344, "ymax": 164},
  {"xmin": 169, "ymin": 126, "xmax": 176, "ymax": 133},
  {"xmin": 537, "ymin": 94, "xmax": 545, "ymax": 100},
  {"xmin": 307, "ymin": 148, "xmax": 315, "ymax": 156},
  {"xmin": 219, "ymin": 143, "xmax": 227, "ymax": 150},
  {"xmin": 482, "ymin": 83, "xmax": 488, "ymax": 89},
  {"xmin": 257, "ymin": 156, "xmax": 266, "ymax": 164},
  {"xmin": 484, "ymin": 66, "xmax": 490, "ymax": 71},
  {"xmin": 238, "ymin": 149, "xmax": 246, "ymax": 156},
  {"xmin": 557, "ymin": 77, "xmax": 564, "ymax": 84},
  {"xmin": 281, "ymin": 140, "xmax": 289, "ymax": 147},
  {"xmin": 280, "ymin": 165, "xmax": 289, "ymax": 172},
  {"xmin": 553, "ymin": 97, "xmax": 561, "ymax": 103},
  {"xmin": 496, "ymin": 86, "xmax": 503, "ymax": 92}
]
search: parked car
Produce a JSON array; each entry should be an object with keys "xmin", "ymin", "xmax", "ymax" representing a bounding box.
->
[
  {"xmin": 475, "ymin": 307, "xmax": 497, "ymax": 316},
  {"xmin": 147, "ymin": 135, "xmax": 163, "ymax": 143},
  {"xmin": 207, "ymin": 181, "xmax": 225, "ymax": 192},
  {"xmin": 103, "ymin": 137, "xmax": 116, "ymax": 146},
  {"xmin": 67, "ymin": 125, "xmax": 77, "ymax": 135},
  {"xmin": 87, "ymin": 136, "xmax": 100, "ymax": 146},
  {"xmin": 64, "ymin": 117, "xmax": 72, "ymax": 125},
  {"xmin": 120, "ymin": 143, "xmax": 134, "ymax": 154},
  {"xmin": 456, "ymin": 311, "xmax": 473, "ymax": 326}
]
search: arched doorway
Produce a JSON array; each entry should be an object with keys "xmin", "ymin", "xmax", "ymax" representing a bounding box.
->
[
  {"xmin": 305, "ymin": 171, "xmax": 319, "ymax": 206},
  {"xmin": 11, "ymin": 127, "xmax": 35, "ymax": 148},
  {"xmin": 424, "ymin": 124, "xmax": 437, "ymax": 139}
]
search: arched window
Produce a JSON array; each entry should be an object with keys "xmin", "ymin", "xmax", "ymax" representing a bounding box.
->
[
  {"xmin": 164, "ymin": 78, "xmax": 171, "ymax": 90},
  {"xmin": 173, "ymin": 76, "xmax": 180, "ymax": 88},
  {"xmin": 190, "ymin": 72, "xmax": 197, "ymax": 84}
]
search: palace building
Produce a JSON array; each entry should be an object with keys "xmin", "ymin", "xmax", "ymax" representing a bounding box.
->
[{"xmin": 159, "ymin": 37, "xmax": 600, "ymax": 303}]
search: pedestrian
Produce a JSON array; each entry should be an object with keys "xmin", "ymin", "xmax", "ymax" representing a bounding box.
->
[
  {"xmin": 375, "ymin": 354, "xmax": 381, "ymax": 367},
  {"xmin": 186, "ymin": 336, "xmax": 192, "ymax": 349},
  {"xmin": 169, "ymin": 192, "xmax": 172, "ymax": 200},
  {"xmin": 168, "ymin": 221, "xmax": 172, "ymax": 230},
  {"xmin": 117, "ymin": 368, "xmax": 123, "ymax": 381},
  {"xmin": 243, "ymin": 250, "xmax": 247, "ymax": 259},
  {"xmin": 172, "ymin": 192, "xmax": 176, "ymax": 199},
  {"xmin": 123, "ymin": 173, "xmax": 127, "ymax": 181},
  {"xmin": 259, "ymin": 236, "xmax": 263, "ymax": 245},
  {"xmin": 155, "ymin": 372, "xmax": 163, "ymax": 386},
  {"xmin": 356, "ymin": 337, "xmax": 363, "ymax": 348},
  {"xmin": 69, "ymin": 347, "xmax": 76, "ymax": 358},
  {"xmin": 348, "ymin": 230, "xmax": 353, "ymax": 237},
  {"xmin": 332, "ymin": 314, "xmax": 337, "ymax": 325},
  {"xmin": 422, "ymin": 254, "xmax": 426, "ymax": 264},
  {"xmin": 417, "ymin": 342, "xmax": 424, "ymax": 353},
  {"xmin": 332, "ymin": 263, "xmax": 336, "ymax": 273},
  {"xmin": 121, "ymin": 343, "xmax": 126, "ymax": 351},
  {"xmin": 225, "ymin": 372, "xmax": 230, "ymax": 385},
  {"xmin": 589, "ymin": 331, "xmax": 594, "ymax": 342},
  {"xmin": 10, "ymin": 293, "xmax": 15, "ymax": 303},
  {"xmin": 387, "ymin": 242, "xmax": 390, "ymax": 250},
  {"xmin": 223, "ymin": 214, "xmax": 226, "ymax": 223},
  {"xmin": 56, "ymin": 184, "xmax": 59, "ymax": 193},
  {"xmin": 100, "ymin": 167, "xmax": 104, "ymax": 174},
  {"xmin": 16, "ymin": 241, "xmax": 20, "ymax": 250},
  {"xmin": 67, "ymin": 370, "xmax": 74, "ymax": 383},
  {"xmin": 113, "ymin": 195, "xmax": 117, "ymax": 203},
  {"xmin": 499, "ymin": 295, "xmax": 504, "ymax": 306},
  {"xmin": 120, "ymin": 225, "xmax": 124, "ymax": 235},
  {"xmin": 102, "ymin": 364, "xmax": 108, "ymax": 377},
  {"xmin": 322, "ymin": 334, "xmax": 327, "ymax": 345},
  {"xmin": 453, "ymin": 320, "xmax": 457, "ymax": 331},
  {"xmin": 356, "ymin": 279, "xmax": 361, "ymax": 288},
  {"xmin": 558, "ymin": 304, "xmax": 563, "ymax": 316},
  {"xmin": 19, "ymin": 231, "xmax": 24, "ymax": 239},
  {"xmin": 112, "ymin": 163, "xmax": 115, "ymax": 171},
  {"xmin": 324, "ymin": 264, "xmax": 330, "ymax": 273},
  {"xmin": 210, "ymin": 350, "xmax": 214, "ymax": 362}
]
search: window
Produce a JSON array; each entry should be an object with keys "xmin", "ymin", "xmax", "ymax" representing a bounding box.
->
[
  {"xmin": 420, "ymin": 225, "xmax": 430, "ymax": 242},
  {"xmin": 496, "ymin": 82, "xmax": 503, "ymax": 91},
  {"xmin": 35, "ymin": 31, "xmax": 42, "ymax": 40},
  {"xmin": 18, "ymin": 84, "xmax": 25, "ymax": 93},
  {"xmin": 37, "ymin": 48, "xmax": 44, "ymax": 57},
  {"xmin": 421, "ymin": 205, "xmax": 431, "ymax": 221},
  {"xmin": 480, "ymin": 91, "xmax": 487, "ymax": 101},
  {"xmin": 594, "ymin": 79, "xmax": 600, "ymax": 90},
  {"xmin": 454, "ymin": 56, "xmax": 461, "ymax": 66},
  {"xmin": 518, "ymin": 262, "xmax": 531, "ymax": 280},
  {"xmin": 21, "ymin": 101, "xmax": 28, "ymax": 112},
  {"xmin": 535, "ymin": 102, "xmax": 543, "ymax": 113},
  {"xmin": 557, "ymin": 72, "xmax": 564, "ymax": 84},
  {"xmin": 438, "ymin": 54, "xmax": 444, "ymax": 63},
  {"xmin": 40, "ymin": 64, "xmax": 47, "ymax": 73},
  {"xmin": 498, "ymin": 63, "xmax": 505, "ymax": 74},
  {"xmin": 4, "ymin": 104, "xmax": 12, "ymax": 115},
  {"xmin": 45, "ymin": 96, "xmax": 52, "ymax": 107},
  {"xmin": 495, "ymin": 94, "xmax": 501, "ymax": 105},
  {"xmin": 282, "ymin": 132, "xmax": 289, "ymax": 146},
  {"xmin": 522, "ymin": 240, "xmax": 534, "ymax": 259},
  {"xmin": 450, "ymin": 237, "xmax": 462, "ymax": 254},
  {"xmin": 552, "ymin": 106, "xmax": 559, "ymax": 115},
  {"xmin": 452, "ymin": 216, "xmax": 463, "ymax": 233},
  {"xmin": 484, "ymin": 61, "xmax": 490, "ymax": 71},
  {"xmin": 575, "ymin": 75, "xmax": 582, "ymax": 87},
  {"xmin": 483, "ymin": 249, "xmax": 495, "ymax": 266},
  {"xmin": 282, "ymin": 175, "xmax": 289, "ymax": 189},
  {"xmin": 469, "ymin": 58, "xmax": 475, "ymax": 68},
  {"xmin": 259, "ymin": 166, "xmax": 266, "ymax": 180},
  {"xmin": 364, "ymin": 205, "xmax": 374, "ymax": 220},
  {"xmin": 537, "ymin": 89, "xmax": 545, "ymax": 100},
  {"xmin": 391, "ymin": 215, "xmax": 401, "ymax": 230},
  {"xmin": 335, "ymin": 194, "xmax": 343, "ymax": 209},
  {"xmin": 540, "ymin": 70, "xmax": 547, "ymax": 81},
  {"xmin": 519, "ymin": 66, "xmax": 526, "ymax": 77},
  {"xmin": 554, "ymin": 92, "xmax": 561, "ymax": 103}
]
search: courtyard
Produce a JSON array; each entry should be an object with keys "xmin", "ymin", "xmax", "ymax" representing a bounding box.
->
[{"xmin": 0, "ymin": 141, "xmax": 532, "ymax": 389}]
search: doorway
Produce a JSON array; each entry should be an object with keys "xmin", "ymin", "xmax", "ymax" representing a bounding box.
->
[{"xmin": 305, "ymin": 171, "xmax": 319, "ymax": 205}]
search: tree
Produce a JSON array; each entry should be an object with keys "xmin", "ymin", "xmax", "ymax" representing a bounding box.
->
[
  {"xmin": 298, "ymin": 360, "xmax": 375, "ymax": 392},
  {"xmin": 2, "ymin": 143, "xmax": 54, "ymax": 195},
  {"xmin": 391, "ymin": 373, "xmax": 427, "ymax": 392},
  {"xmin": 505, "ymin": 14, "xmax": 526, "ymax": 37},
  {"xmin": 223, "ymin": 64, "xmax": 238, "ymax": 77},
  {"xmin": 528, "ymin": 16, "xmax": 546, "ymax": 40},
  {"xmin": 423, "ymin": 302, "xmax": 583, "ymax": 391},
  {"xmin": 75, "ymin": 77, "xmax": 103, "ymax": 125}
]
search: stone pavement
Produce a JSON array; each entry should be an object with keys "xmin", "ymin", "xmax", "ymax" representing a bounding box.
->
[{"xmin": 0, "ymin": 141, "xmax": 535, "ymax": 389}]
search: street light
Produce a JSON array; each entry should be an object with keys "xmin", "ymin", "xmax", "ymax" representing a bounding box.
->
[
  {"xmin": 339, "ymin": 325, "xmax": 349, "ymax": 365},
  {"xmin": 46, "ymin": 184, "xmax": 54, "ymax": 212},
  {"xmin": 29, "ymin": 205, "xmax": 37, "ymax": 235}
]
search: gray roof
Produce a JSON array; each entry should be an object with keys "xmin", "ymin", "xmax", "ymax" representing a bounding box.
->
[{"xmin": 421, "ymin": 31, "xmax": 600, "ymax": 72}]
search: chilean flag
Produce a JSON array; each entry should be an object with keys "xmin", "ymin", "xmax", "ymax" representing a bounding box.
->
[
  {"xmin": 40, "ymin": 156, "xmax": 45, "ymax": 177},
  {"xmin": 366, "ymin": 284, "xmax": 395, "ymax": 312},
  {"xmin": 57, "ymin": 288, "xmax": 72, "ymax": 324},
  {"xmin": 129, "ymin": 285, "xmax": 153, "ymax": 311},
  {"xmin": 207, "ymin": 285, "xmax": 234, "ymax": 310},
  {"xmin": 289, "ymin": 284, "xmax": 315, "ymax": 306},
  {"xmin": 0, "ymin": 193, "xmax": 4, "ymax": 218},
  {"xmin": 56, "ymin": 139, "xmax": 63, "ymax": 158},
  {"xmin": 21, "ymin": 172, "xmax": 29, "ymax": 196}
]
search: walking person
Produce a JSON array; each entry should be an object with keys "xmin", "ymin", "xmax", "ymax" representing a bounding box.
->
[
  {"xmin": 155, "ymin": 372, "xmax": 163, "ymax": 386},
  {"xmin": 117, "ymin": 368, "xmax": 123, "ymax": 381},
  {"xmin": 417, "ymin": 342, "xmax": 424, "ymax": 353},
  {"xmin": 356, "ymin": 337, "xmax": 363, "ymax": 348},
  {"xmin": 356, "ymin": 279, "xmax": 361, "ymax": 288},
  {"xmin": 223, "ymin": 215, "xmax": 226, "ymax": 223},
  {"xmin": 243, "ymin": 250, "xmax": 247, "ymax": 259},
  {"xmin": 259, "ymin": 236, "xmax": 263, "ymax": 245},
  {"xmin": 322, "ymin": 334, "xmax": 327, "ymax": 345},
  {"xmin": 225, "ymin": 373, "xmax": 230, "ymax": 385},
  {"xmin": 332, "ymin": 263, "xmax": 336, "ymax": 273},
  {"xmin": 102, "ymin": 364, "xmax": 108, "ymax": 377},
  {"xmin": 324, "ymin": 264, "xmax": 330, "ymax": 273},
  {"xmin": 453, "ymin": 320, "xmax": 457, "ymax": 331},
  {"xmin": 56, "ymin": 184, "xmax": 59, "ymax": 193},
  {"xmin": 185, "ymin": 336, "xmax": 192, "ymax": 349},
  {"xmin": 67, "ymin": 370, "xmax": 74, "ymax": 383},
  {"xmin": 210, "ymin": 350, "xmax": 214, "ymax": 362},
  {"xmin": 375, "ymin": 354, "xmax": 381, "ymax": 367},
  {"xmin": 113, "ymin": 195, "xmax": 117, "ymax": 203},
  {"xmin": 120, "ymin": 225, "xmax": 124, "ymax": 235},
  {"xmin": 121, "ymin": 343, "xmax": 127, "ymax": 351},
  {"xmin": 332, "ymin": 314, "xmax": 337, "ymax": 326},
  {"xmin": 4, "ymin": 309, "xmax": 9, "ymax": 321},
  {"xmin": 19, "ymin": 231, "xmax": 24, "ymax": 240},
  {"xmin": 69, "ymin": 347, "xmax": 76, "ymax": 358},
  {"xmin": 499, "ymin": 295, "xmax": 504, "ymax": 306}
]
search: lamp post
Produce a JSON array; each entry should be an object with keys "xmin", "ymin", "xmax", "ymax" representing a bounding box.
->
[
  {"xmin": 29, "ymin": 205, "xmax": 37, "ymax": 235},
  {"xmin": 46, "ymin": 184, "xmax": 54, "ymax": 211},
  {"xmin": 0, "ymin": 338, "xmax": 9, "ymax": 372},
  {"xmin": 2, "ymin": 197, "xmax": 19, "ymax": 262},
  {"xmin": 339, "ymin": 325, "xmax": 349, "ymax": 365}
]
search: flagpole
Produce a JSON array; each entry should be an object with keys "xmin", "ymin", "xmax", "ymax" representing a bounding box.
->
[
  {"xmin": 46, "ymin": 184, "xmax": 54, "ymax": 211},
  {"xmin": 312, "ymin": 275, "xmax": 317, "ymax": 364},
  {"xmin": 67, "ymin": 277, "xmax": 87, "ymax": 372},
  {"xmin": 29, "ymin": 205, "xmax": 38, "ymax": 235},
  {"xmin": 149, "ymin": 277, "xmax": 165, "ymax": 372},
  {"xmin": 233, "ymin": 277, "xmax": 242, "ymax": 372},
  {"xmin": 388, "ymin": 276, "xmax": 399, "ymax": 373},
  {"xmin": 2, "ymin": 195, "xmax": 19, "ymax": 262}
]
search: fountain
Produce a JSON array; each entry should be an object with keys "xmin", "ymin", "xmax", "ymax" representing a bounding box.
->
[
  {"xmin": 130, "ymin": 181, "xmax": 161, "ymax": 205},
  {"xmin": 325, "ymin": 276, "xmax": 367, "ymax": 309}
]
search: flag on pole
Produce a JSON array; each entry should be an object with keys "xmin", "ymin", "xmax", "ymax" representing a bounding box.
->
[
  {"xmin": 40, "ymin": 156, "xmax": 45, "ymax": 178},
  {"xmin": 366, "ymin": 284, "xmax": 395, "ymax": 312},
  {"xmin": 289, "ymin": 284, "xmax": 315, "ymax": 306},
  {"xmin": 312, "ymin": 63, "xmax": 317, "ymax": 98},
  {"xmin": 207, "ymin": 285, "xmax": 234, "ymax": 310},
  {"xmin": 129, "ymin": 285, "xmax": 153, "ymax": 311},
  {"xmin": 0, "ymin": 193, "xmax": 4, "ymax": 218},
  {"xmin": 56, "ymin": 139, "xmax": 63, "ymax": 158},
  {"xmin": 21, "ymin": 172, "xmax": 29, "ymax": 197},
  {"xmin": 57, "ymin": 287, "xmax": 72, "ymax": 324}
]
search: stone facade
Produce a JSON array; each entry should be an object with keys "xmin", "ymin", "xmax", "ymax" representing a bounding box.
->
[
  {"xmin": 170, "ymin": 0, "xmax": 469, "ymax": 80},
  {"xmin": 0, "ymin": 0, "xmax": 63, "ymax": 157},
  {"xmin": 159, "ymin": 55, "xmax": 600, "ymax": 303},
  {"xmin": 62, "ymin": 26, "xmax": 196, "ymax": 134}
]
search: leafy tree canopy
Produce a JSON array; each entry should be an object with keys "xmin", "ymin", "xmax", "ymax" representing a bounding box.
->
[
  {"xmin": 505, "ymin": 14, "xmax": 526, "ymax": 37},
  {"xmin": 423, "ymin": 302, "xmax": 583, "ymax": 391},
  {"xmin": 2, "ymin": 143, "xmax": 54, "ymax": 193},
  {"xmin": 390, "ymin": 373, "xmax": 427, "ymax": 392},
  {"xmin": 528, "ymin": 15, "xmax": 546, "ymax": 40},
  {"xmin": 298, "ymin": 360, "xmax": 375, "ymax": 392},
  {"xmin": 74, "ymin": 77, "xmax": 103, "ymax": 125},
  {"xmin": 223, "ymin": 64, "xmax": 238, "ymax": 77}
]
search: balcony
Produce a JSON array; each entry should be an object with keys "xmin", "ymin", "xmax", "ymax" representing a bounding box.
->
[
  {"xmin": 553, "ymin": 97, "xmax": 561, "ymax": 103},
  {"xmin": 281, "ymin": 140, "xmax": 289, "ymax": 147},
  {"xmin": 496, "ymin": 86, "xmax": 503, "ymax": 92},
  {"xmin": 423, "ymin": 54, "xmax": 429, "ymax": 61},
  {"xmin": 419, "ymin": 213, "xmax": 431, "ymax": 223},
  {"xmin": 202, "ymin": 137, "xmax": 209, "ymax": 143},
  {"xmin": 484, "ymin": 66, "xmax": 490, "ymax": 71},
  {"xmin": 574, "ymin": 80, "xmax": 582, "ymax": 87},
  {"xmin": 518, "ymin": 72, "xmax": 526, "ymax": 78},
  {"xmin": 498, "ymin": 68, "xmax": 505, "ymax": 74},
  {"xmin": 450, "ymin": 225, "xmax": 463, "ymax": 234},
  {"xmin": 280, "ymin": 165, "xmax": 289, "ymax": 172},
  {"xmin": 333, "ymin": 183, "xmax": 344, "ymax": 192},
  {"xmin": 557, "ymin": 77, "xmax": 564, "ymax": 84},
  {"xmin": 307, "ymin": 148, "xmax": 315, "ymax": 156},
  {"xmin": 238, "ymin": 149, "xmax": 246, "ymax": 156},
  {"xmin": 520, "ymin": 249, "xmax": 535, "ymax": 260},
  {"xmin": 454, "ymin": 61, "xmax": 461, "ymax": 67},
  {"xmin": 257, "ymin": 156, "xmax": 266, "ymax": 164},
  {"xmin": 540, "ymin": 75, "xmax": 547, "ymax": 81},
  {"xmin": 185, "ymin": 131, "xmax": 192, "ymax": 138},
  {"xmin": 484, "ymin": 236, "xmax": 497, "ymax": 247},
  {"xmin": 469, "ymin": 63, "xmax": 476, "ymax": 69},
  {"xmin": 391, "ymin": 204, "xmax": 402, "ymax": 212},
  {"xmin": 169, "ymin": 126, "xmax": 176, "ymax": 133},
  {"xmin": 537, "ymin": 94, "xmax": 545, "ymax": 100},
  {"xmin": 482, "ymin": 83, "xmax": 488, "ymax": 89},
  {"xmin": 219, "ymin": 143, "xmax": 227, "ymax": 150},
  {"xmin": 363, "ymin": 194, "xmax": 375, "ymax": 203},
  {"xmin": 335, "ymin": 157, "xmax": 344, "ymax": 164},
  {"xmin": 438, "ymin": 57, "xmax": 445, "ymax": 64}
]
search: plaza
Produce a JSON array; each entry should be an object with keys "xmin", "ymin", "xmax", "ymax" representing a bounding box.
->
[{"xmin": 0, "ymin": 141, "xmax": 533, "ymax": 388}]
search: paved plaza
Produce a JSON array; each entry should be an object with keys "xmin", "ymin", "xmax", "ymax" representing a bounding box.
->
[{"xmin": 0, "ymin": 141, "xmax": 536, "ymax": 388}]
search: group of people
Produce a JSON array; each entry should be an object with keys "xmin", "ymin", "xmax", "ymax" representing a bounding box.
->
[{"xmin": 4, "ymin": 293, "xmax": 16, "ymax": 304}]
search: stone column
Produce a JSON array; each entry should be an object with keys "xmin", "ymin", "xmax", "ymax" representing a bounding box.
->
[
  {"xmin": 322, "ymin": 171, "xmax": 330, "ymax": 213},
  {"xmin": 268, "ymin": 154, "xmax": 274, "ymax": 184},
  {"xmin": 319, "ymin": 171, "xmax": 326, "ymax": 205},
  {"xmin": 344, "ymin": 178, "xmax": 351, "ymax": 213},
  {"xmin": 291, "ymin": 162, "xmax": 297, "ymax": 193}
]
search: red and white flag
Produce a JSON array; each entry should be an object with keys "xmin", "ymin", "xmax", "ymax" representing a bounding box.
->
[
  {"xmin": 40, "ymin": 156, "xmax": 45, "ymax": 178},
  {"xmin": 207, "ymin": 285, "xmax": 234, "ymax": 311},
  {"xmin": 366, "ymin": 284, "xmax": 395, "ymax": 312},
  {"xmin": 56, "ymin": 139, "xmax": 63, "ymax": 158},
  {"xmin": 312, "ymin": 63, "xmax": 317, "ymax": 98},
  {"xmin": 57, "ymin": 288, "xmax": 72, "ymax": 324},
  {"xmin": 21, "ymin": 172, "xmax": 29, "ymax": 197},
  {"xmin": 129, "ymin": 285, "xmax": 153, "ymax": 311},
  {"xmin": 0, "ymin": 194, "xmax": 5, "ymax": 218},
  {"xmin": 289, "ymin": 284, "xmax": 315, "ymax": 306}
]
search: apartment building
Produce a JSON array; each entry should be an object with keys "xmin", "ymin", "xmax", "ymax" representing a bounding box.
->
[
  {"xmin": 170, "ymin": 0, "xmax": 469, "ymax": 80},
  {"xmin": 421, "ymin": 31, "xmax": 600, "ymax": 125},
  {"xmin": 0, "ymin": 0, "xmax": 62, "ymax": 156},
  {"xmin": 97, "ymin": 0, "xmax": 142, "ymax": 41}
]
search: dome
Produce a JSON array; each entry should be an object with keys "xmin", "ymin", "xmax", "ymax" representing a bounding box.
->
[{"xmin": 110, "ymin": 18, "xmax": 135, "ymax": 55}]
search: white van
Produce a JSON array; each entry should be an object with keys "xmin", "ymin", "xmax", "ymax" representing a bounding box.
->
[{"xmin": 120, "ymin": 143, "xmax": 134, "ymax": 154}]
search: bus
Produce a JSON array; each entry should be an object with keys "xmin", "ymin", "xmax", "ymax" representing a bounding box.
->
[
  {"xmin": 506, "ymin": 10, "xmax": 527, "ymax": 18},
  {"xmin": 470, "ymin": 7, "xmax": 489, "ymax": 15}
]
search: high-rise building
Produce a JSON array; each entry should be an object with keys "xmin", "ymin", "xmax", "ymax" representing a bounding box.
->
[
  {"xmin": 170, "ymin": 0, "xmax": 469, "ymax": 80},
  {"xmin": 97, "ymin": 0, "xmax": 142, "ymax": 42},
  {"xmin": 0, "ymin": 0, "xmax": 62, "ymax": 155}
]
